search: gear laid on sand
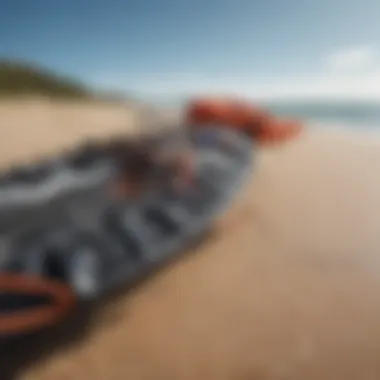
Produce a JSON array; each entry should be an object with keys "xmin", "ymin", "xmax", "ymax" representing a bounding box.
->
[
  {"xmin": 186, "ymin": 97, "xmax": 304, "ymax": 144},
  {"xmin": 0, "ymin": 127, "xmax": 253, "ymax": 340}
]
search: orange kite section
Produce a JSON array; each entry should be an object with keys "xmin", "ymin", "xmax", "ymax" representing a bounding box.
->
[{"xmin": 186, "ymin": 97, "xmax": 304, "ymax": 145}]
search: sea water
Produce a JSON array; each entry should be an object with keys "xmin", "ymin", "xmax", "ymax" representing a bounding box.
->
[{"xmin": 264, "ymin": 100, "xmax": 380, "ymax": 131}]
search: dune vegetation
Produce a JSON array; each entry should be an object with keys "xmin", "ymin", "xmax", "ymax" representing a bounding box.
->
[{"xmin": 0, "ymin": 59, "xmax": 94, "ymax": 98}]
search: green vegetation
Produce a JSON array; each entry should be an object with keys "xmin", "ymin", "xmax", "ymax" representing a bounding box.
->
[{"xmin": 0, "ymin": 59, "xmax": 92, "ymax": 98}]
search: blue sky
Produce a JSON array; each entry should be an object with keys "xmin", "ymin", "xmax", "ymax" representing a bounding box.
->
[{"xmin": 1, "ymin": 0, "xmax": 380, "ymax": 100}]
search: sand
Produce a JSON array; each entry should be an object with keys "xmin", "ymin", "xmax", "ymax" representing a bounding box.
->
[
  {"xmin": 0, "ymin": 97, "xmax": 180, "ymax": 169},
  {"xmin": 2, "ymin": 99, "xmax": 380, "ymax": 379}
]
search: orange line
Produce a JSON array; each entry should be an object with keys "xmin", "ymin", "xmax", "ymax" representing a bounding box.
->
[{"xmin": 0, "ymin": 273, "xmax": 76, "ymax": 336}]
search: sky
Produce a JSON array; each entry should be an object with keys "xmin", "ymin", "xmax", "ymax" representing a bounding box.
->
[{"xmin": 1, "ymin": 0, "xmax": 380, "ymax": 101}]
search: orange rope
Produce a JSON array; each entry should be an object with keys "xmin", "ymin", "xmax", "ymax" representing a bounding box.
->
[{"xmin": 0, "ymin": 273, "xmax": 76, "ymax": 336}]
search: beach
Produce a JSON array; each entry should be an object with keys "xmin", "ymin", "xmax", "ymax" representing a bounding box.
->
[
  {"xmin": 3, "ymin": 99, "xmax": 380, "ymax": 380},
  {"xmin": 0, "ymin": 97, "xmax": 181, "ymax": 169}
]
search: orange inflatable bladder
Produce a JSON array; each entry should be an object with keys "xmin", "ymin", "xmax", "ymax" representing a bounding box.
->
[
  {"xmin": 186, "ymin": 97, "xmax": 305, "ymax": 145},
  {"xmin": 187, "ymin": 98, "xmax": 230, "ymax": 125},
  {"xmin": 187, "ymin": 97, "xmax": 254, "ymax": 133},
  {"xmin": 253, "ymin": 116, "xmax": 304, "ymax": 145}
]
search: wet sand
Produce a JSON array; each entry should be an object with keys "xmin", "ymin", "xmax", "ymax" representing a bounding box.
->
[{"xmin": 2, "ymin": 100, "xmax": 380, "ymax": 379}]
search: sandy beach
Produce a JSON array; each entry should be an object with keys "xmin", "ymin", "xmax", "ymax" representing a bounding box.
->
[
  {"xmin": 2, "ymin": 99, "xmax": 380, "ymax": 380},
  {"xmin": 0, "ymin": 98, "xmax": 180, "ymax": 169}
]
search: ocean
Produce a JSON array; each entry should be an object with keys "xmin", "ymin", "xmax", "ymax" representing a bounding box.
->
[{"xmin": 263, "ymin": 101, "xmax": 380, "ymax": 131}]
